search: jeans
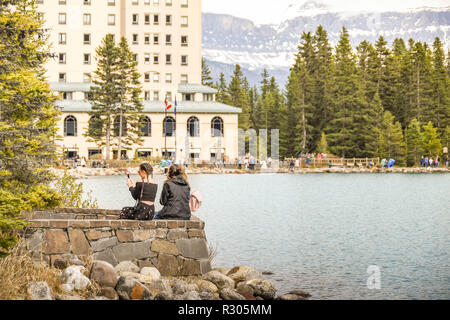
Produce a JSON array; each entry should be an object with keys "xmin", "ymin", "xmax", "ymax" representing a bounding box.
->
[{"xmin": 153, "ymin": 210, "xmax": 162, "ymax": 220}]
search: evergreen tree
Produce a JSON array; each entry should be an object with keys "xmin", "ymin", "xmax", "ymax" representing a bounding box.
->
[
  {"xmin": 377, "ymin": 111, "xmax": 406, "ymax": 165},
  {"xmin": 86, "ymin": 34, "xmax": 121, "ymax": 160},
  {"xmin": 421, "ymin": 121, "xmax": 442, "ymax": 156},
  {"xmin": 405, "ymin": 118, "xmax": 422, "ymax": 166},
  {"xmin": 430, "ymin": 37, "xmax": 450, "ymax": 136},
  {"xmin": 386, "ymin": 38, "xmax": 407, "ymax": 126},
  {"xmin": 317, "ymin": 132, "xmax": 329, "ymax": 154},
  {"xmin": 280, "ymin": 71, "xmax": 300, "ymax": 158},
  {"xmin": 228, "ymin": 65, "xmax": 250, "ymax": 129},
  {"xmin": 0, "ymin": 0, "xmax": 61, "ymax": 256},
  {"xmin": 215, "ymin": 72, "xmax": 230, "ymax": 104},
  {"xmin": 201, "ymin": 58, "xmax": 214, "ymax": 87}
]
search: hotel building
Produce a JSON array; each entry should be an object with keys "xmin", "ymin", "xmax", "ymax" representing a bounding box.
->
[{"xmin": 36, "ymin": 0, "xmax": 240, "ymax": 163}]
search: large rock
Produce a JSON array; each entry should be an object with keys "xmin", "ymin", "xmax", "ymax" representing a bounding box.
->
[
  {"xmin": 112, "ymin": 240, "xmax": 152, "ymax": 262},
  {"xmin": 175, "ymin": 238, "xmax": 209, "ymax": 259},
  {"xmin": 157, "ymin": 254, "xmax": 179, "ymax": 276},
  {"xmin": 151, "ymin": 239, "xmax": 179, "ymax": 255},
  {"xmin": 194, "ymin": 280, "xmax": 218, "ymax": 294},
  {"xmin": 220, "ymin": 288, "xmax": 246, "ymax": 300},
  {"xmin": 27, "ymin": 282, "xmax": 53, "ymax": 300},
  {"xmin": 100, "ymin": 287, "xmax": 119, "ymax": 300},
  {"xmin": 146, "ymin": 279, "xmax": 172, "ymax": 298},
  {"xmin": 236, "ymin": 281, "xmax": 256, "ymax": 300},
  {"xmin": 245, "ymin": 279, "xmax": 276, "ymax": 300},
  {"xmin": 92, "ymin": 248, "xmax": 118, "ymax": 266},
  {"xmin": 139, "ymin": 267, "xmax": 161, "ymax": 283},
  {"xmin": 42, "ymin": 230, "xmax": 70, "ymax": 254},
  {"xmin": 115, "ymin": 276, "xmax": 154, "ymax": 300},
  {"xmin": 202, "ymin": 271, "xmax": 234, "ymax": 289},
  {"xmin": 90, "ymin": 237, "xmax": 118, "ymax": 253},
  {"xmin": 175, "ymin": 291, "xmax": 201, "ymax": 300},
  {"xmin": 277, "ymin": 290, "xmax": 311, "ymax": 300},
  {"xmin": 60, "ymin": 266, "xmax": 91, "ymax": 293},
  {"xmin": 227, "ymin": 266, "xmax": 262, "ymax": 283},
  {"xmin": 90, "ymin": 261, "xmax": 118, "ymax": 288},
  {"xmin": 114, "ymin": 261, "xmax": 140, "ymax": 275},
  {"xmin": 68, "ymin": 229, "xmax": 91, "ymax": 256},
  {"xmin": 199, "ymin": 291, "xmax": 221, "ymax": 300}
]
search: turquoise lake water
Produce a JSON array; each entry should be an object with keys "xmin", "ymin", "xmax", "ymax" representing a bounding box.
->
[{"xmin": 78, "ymin": 173, "xmax": 450, "ymax": 300}]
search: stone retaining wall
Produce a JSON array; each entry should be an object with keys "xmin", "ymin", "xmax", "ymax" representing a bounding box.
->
[{"xmin": 21, "ymin": 208, "xmax": 211, "ymax": 276}]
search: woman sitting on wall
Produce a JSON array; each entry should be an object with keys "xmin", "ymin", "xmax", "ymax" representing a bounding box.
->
[
  {"xmin": 154, "ymin": 164, "xmax": 191, "ymax": 220},
  {"xmin": 125, "ymin": 162, "xmax": 157, "ymax": 220}
]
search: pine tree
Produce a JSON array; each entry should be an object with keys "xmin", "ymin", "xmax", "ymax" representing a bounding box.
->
[
  {"xmin": 114, "ymin": 37, "xmax": 144, "ymax": 159},
  {"xmin": 421, "ymin": 121, "xmax": 442, "ymax": 156},
  {"xmin": 0, "ymin": 0, "xmax": 61, "ymax": 256},
  {"xmin": 86, "ymin": 34, "xmax": 121, "ymax": 160},
  {"xmin": 201, "ymin": 58, "xmax": 214, "ymax": 87},
  {"xmin": 228, "ymin": 65, "xmax": 250, "ymax": 129},
  {"xmin": 317, "ymin": 132, "xmax": 329, "ymax": 154},
  {"xmin": 406, "ymin": 118, "xmax": 422, "ymax": 166},
  {"xmin": 386, "ymin": 38, "xmax": 407, "ymax": 126},
  {"xmin": 431, "ymin": 37, "xmax": 450, "ymax": 136},
  {"xmin": 377, "ymin": 111, "xmax": 406, "ymax": 165},
  {"xmin": 215, "ymin": 72, "xmax": 230, "ymax": 104}
]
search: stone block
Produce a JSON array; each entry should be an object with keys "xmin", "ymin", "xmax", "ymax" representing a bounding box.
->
[
  {"xmin": 90, "ymin": 237, "xmax": 118, "ymax": 252},
  {"xmin": 49, "ymin": 220, "xmax": 69, "ymax": 228},
  {"xmin": 175, "ymin": 238, "xmax": 209, "ymax": 259},
  {"xmin": 112, "ymin": 240, "xmax": 152, "ymax": 262},
  {"xmin": 68, "ymin": 229, "xmax": 91, "ymax": 256},
  {"xmin": 116, "ymin": 230, "xmax": 134, "ymax": 242},
  {"xmin": 157, "ymin": 254, "xmax": 179, "ymax": 276},
  {"xmin": 137, "ymin": 260, "xmax": 156, "ymax": 269},
  {"xmin": 90, "ymin": 220, "xmax": 111, "ymax": 228},
  {"xmin": 151, "ymin": 239, "xmax": 178, "ymax": 255},
  {"xmin": 122, "ymin": 220, "xmax": 139, "ymax": 228},
  {"xmin": 133, "ymin": 229, "xmax": 153, "ymax": 241},
  {"xmin": 167, "ymin": 221, "xmax": 178, "ymax": 229},
  {"xmin": 188, "ymin": 230, "xmax": 205, "ymax": 238},
  {"xmin": 42, "ymin": 229, "xmax": 70, "ymax": 254},
  {"xmin": 69, "ymin": 220, "xmax": 90, "ymax": 228},
  {"xmin": 92, "ymin": 248, "xmax": 118, "ymax": 267},
  {"xmin": 167, "ymin": 230, "xmax": 189, "ymax": 240},
  {"xmin": 187, "ymin": 221, "xmax": 201, "ymax": 229},
  {"xmin": 177, "ymin": 221, "xmax": 187, "ymax": 228},
  {"xmin": 177, "ymin": 257, "xmax": 201, "ymax": 276},
  {"xmin": 86, "ymin": 229, "xmax": 102, "ymax": 241},
  {"xmin": 156, "ymin": 221, "xmax": 167, "ymax": 228},
  {"xmin": 139, "ymin": 221, "xmax": 157, "ymax": 229},
  {"xmin": 26, "ymin": 230, "xmax": 43, "ymax": 252}
]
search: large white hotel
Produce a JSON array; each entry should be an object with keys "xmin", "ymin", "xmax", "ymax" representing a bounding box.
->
[{"xmin": 36, "ymin": 0, "xmax": 240, "ymax": 163}]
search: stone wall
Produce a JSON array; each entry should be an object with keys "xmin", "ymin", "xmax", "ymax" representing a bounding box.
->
[{"xmin": 21, "ymin": 208, "xmax": 211, "ymax": 276}]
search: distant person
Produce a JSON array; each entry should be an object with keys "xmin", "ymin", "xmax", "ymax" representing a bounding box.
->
[
  {"xmin": 420, "ymin": 156, "xmax": 424, "ymax": 167},
  {"xmin": 81, "ymin": 156, "xmax": 87, "ymax": 168},
  {"xmin": 445, "ymin": 156, "xmax": 449, "ymax": 169},
  {"xmin": 267, "ymin": 157, "xmax": 272, "ymax": 168},
  {"xmin": 381, "ymin": 158, "xmax": 386, "ymax": 168},
  {"xmin": 435, "ymin": 156, "xmax": 440, "ymax": 168},
  {"xmin": 154, "ymin": 164, "xmax": 191, "ymax": 220},
  {"xmin": 424, "ymin": 156, "xmax": 428, "ymax": 167},
  {"xmin": 429, "ymin": 157, "xmax": 433, "ymax": 167},
  {"xmin": 123, "ymin": 162, "xmax": 157, "ymax": 220},
  {"xmin": 244, "ymin": 157, "xmax": 249, "ymax": 170},
  {"xmin": 249, "ymin": 156, "xmax": 255, "ymax": 170},
  {"xmin": 290, "ymin": 159, "xmax": 295, "ymax": 171}
]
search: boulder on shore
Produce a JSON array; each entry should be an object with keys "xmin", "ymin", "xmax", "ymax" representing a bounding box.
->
[
  {"xmin": 27, "ymin": 281, "xmax": 54, "ymax": 300},
  {"xmin": 115, "ymin": 276, "xmax": 154, "ymax": 300},
  {"xmin": 245, "ymin": 279, "xmax": 276, "ymax": 300},
  {"xmin": 227, "ymin": 266, "xmax": 263, "ymax": 283},
  {"xmin": 90, "ymin": 260, "xmax": 118, "ymax": 288},
  {"xmin": 60, "ymin": 266, "xmax": 91, "ymax": 293},
  {"xmin": 202, "ymin": 271, "xmax": 235, "ymax": 289}
]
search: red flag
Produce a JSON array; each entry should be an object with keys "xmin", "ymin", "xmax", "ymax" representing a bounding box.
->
[{"xmin": 164, "ymin": 98, "xmax": 172, "ymax": 110}]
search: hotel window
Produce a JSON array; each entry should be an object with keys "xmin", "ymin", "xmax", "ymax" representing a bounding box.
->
[
  {"xmin": 64, "ymin": 116, "xmax": 77, "ymax": 137},
  {"xmin": 59, "ymin": 0, "xmax": 66, "ymax": 4},
  {"xmin": 140, "ymin": 117, "xmax": 151, "ymax": 137},
  {"xmin": 144, "ymin": 33, "xmax": 150, "ymax": 44},
  {"xmin": 153, "ymin": 91, "xmax": 159, "ymax": 101},
  {"xmin": 145, "ymin": 14, "xmax": 150, "ymax": 25},
  {"xmin": 132, "ymin": 14, "xmax": 138, "ymax": 25},
  {"xmin": 181, "ymin": 55, "xmax": 188, "ymax": 66},
  {"xmin": 181, "ymin": 0, "xmax": 188, "ymax": 8},
  {"xmin": 181, "ymin": 16, "xmax": 188, "ymax": 27},
  {"xmin": 153, "ymin": 14, "xmax": 159, "ymax": 25},
  {"xmin": 132, "ymin": 34, "xmax": 138, "ymax": 44},
  {"xmin": 59, "ymin": 53, "xmax": 66, "ymax": 64},
  {"xmin": 181, "ymin": 35, "xmax": 188, "ymax": 46},
  {"xmin": 182, "ymin": 93, "xmax": 193, "ymax": 101},
  {"xmin": 83, "ymin": 73, "xmax": 91, "ymax": 83},
  {"xmin": 108, "ymin": 14, "xmax": 115, "ymax": 25},
  {"xmin": 144, "ymin": 53, "xmax": 150, "ymax": 64},
  {"xmin": 132, "ymin": 0, "xmax": 139, "ymax": 4},
  {"xmin": 153, "ymin": 72, "xmax": 160, "ymax": 83},
  {"xmin": 163, "ymin": 117, "xmax": 176, "ymax": 137},
  {"xmin": 62, "ymin": 92, "xmax": 73, "ymax": 100},
  {"xmin": 165, "ymin": 34, "xmax": 172, "ymax": 45},
  {"xmin": 108, "ymin": 0, "xmax": 115, "ymax": 5},
  {"xmin": 144, "ymin": 72, "xmax": 150, "ymax": 82},
  {"xmin": 58, "ymin": 13, "xmax": 66, "ymax": 24},
  {"xmin": 165, "ymin": 54, "xmax": 171, "ymax": 65},
  {"xmin": 144, "ymin": 91, "xmax": 151, "ymax": 101},
  {"xmin": 165, "ymin": 73, "xmax": 172, "ymax": 83},
  {"xmin": 59, "ymin": 73, "xmax": 66, "ymax": 82},
  {"xmin": 113, "ymin": 116, "xmax": 127, "ymax": 137},
  {"xmin": 211, "ymin": 117, "xmax": 224, "ymax": 137},
  {"xmin": 153, "ymin": 0, "xmax": 159, "ymax": 5},
  {"xmin": 153, "ymin": 54, "xmax": 159, "ymax": 65},
  {"xmin": 144, "ymin": 0, "xmax": 150, "ymax": 4},
  {"xmin": 166, "ymin": 92, "xmax": 172, "ymax": 101},
  {"xmin": 84, "ymin": 33, "xmax": 91, "ymax": 44},
  {"xmin": 180, "ymin": 74, "xmax": 188, "ymax": 84},
  {"xmin": 165, "ymin": 15, "xmax": 172, "ymax": 26},
  {"xmin": 83, "ymin": 14, "xmax": 91, "ymax": 25},
  {"xmin": 165, "ymin": 0, "xmax": 172, "ymax": 6},
  {"xmin": 59, "ymin": 33, "xmax": 66, "ymax": 44},
  {"xmin": 203, "ymin": 94, "xmax": 213, "ymax": 101},
  {"xmin": 153, "ymin": 34, "xmax": 159, "ymax": 45},
  {"xmin": 84, "ymin": 53, "xmax": 91, "ymax": 64},
  {"xmin": 88, "ymin": 116, "xmax": 102, "ymax": 139},
  {"xmin": 83, "ymin": 0, "xmax": 91, "ymax": 5},
  {"xmin": 188, "ymin": 117, "xmax": 200, "ymax": 137},
  {"xmin": 133, "ymin": 54, "xmax": 138, "ymax": 62},
  {"xmin": 36, "ymin": 0, "xmax": 43, "ymax": 3}
]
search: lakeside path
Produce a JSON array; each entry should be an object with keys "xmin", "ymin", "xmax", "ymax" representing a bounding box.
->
[{"xmin": 50, "ymin": 166, "xmax": 450, "ymax": 179}]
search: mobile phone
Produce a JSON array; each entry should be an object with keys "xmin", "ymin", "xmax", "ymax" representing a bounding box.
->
[{"xmin": 127, "ymin": 174, "xmax": 130, "ymax": 179}]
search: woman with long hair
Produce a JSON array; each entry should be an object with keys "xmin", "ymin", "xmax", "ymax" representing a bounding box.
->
[
  {"xmin": 125, "ymin": 162, "xmax": 157, "ymax": 220},
  {"xmin": 154, "ymin": 164, "xmax": 191, "ymax": 220}
]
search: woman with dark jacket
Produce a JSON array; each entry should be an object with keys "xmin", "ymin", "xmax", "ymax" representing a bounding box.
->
[{"xmin": 154, "ymin": 164, "xmax": 191, "ymax": 220}]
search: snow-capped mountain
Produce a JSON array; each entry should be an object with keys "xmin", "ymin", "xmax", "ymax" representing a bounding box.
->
[{"xmin": 202, "ymin": 2, "xmax": 450, "ymax": 87}]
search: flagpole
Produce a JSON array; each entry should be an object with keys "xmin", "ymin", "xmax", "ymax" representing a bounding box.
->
[
  {"xmin": 174, "ymin": 98, "xmax": 177, "ymax": 163},
  {"xmin": 164, "ymin": 102, "xmax": 167, "ymax": 160}
]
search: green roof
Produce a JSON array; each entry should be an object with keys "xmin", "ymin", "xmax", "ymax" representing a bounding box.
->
[
  {"xmin": 56, "ymin": 100, "xmax": 241, "ymax": 114},
  {"xmin": 49, "ymin": 82, "xmax": 95, "ymax": 92},
  {"xmin": 178, "ymin": 84, "xmax": 217, "ymax": 94}
]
